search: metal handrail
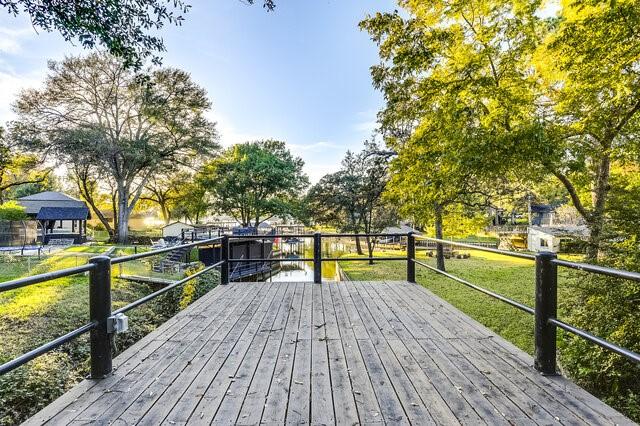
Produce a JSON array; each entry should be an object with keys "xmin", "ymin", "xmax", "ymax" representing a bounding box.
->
[
  {"xmin": 548, "ymin": 318, "xmax": 640, "ymax": 363},
  {"xmin": 413, "ymin": 259, "xmax": 535, "ymax": 315},
  {"xmin": 0, "ymin": 321, "xmax": 97, "ymax": 375},
  {"xmin": 112, "ymin": 261, "xmax": 223, "ymax": 315},
  {"xmin": 552, "ymin": 258, "xmax": 640, "ymax": 282},
  {"xmin": 0, "ymin": 263, "xmax": 96, "ymax": 293},
  {"xmin": 3, "ymin": 230, "xmax": 639, "ymax": 385},
  {"xmin": 0, "ymin": 236, "xmax": 226, "ymax": 377},
  {"xmin": 111, "ymin": 236, "xmax": 223, "ymax": 264},
  {"xmin": 414, "ymin": 235, "xmax": 536, "ymax": 260}
]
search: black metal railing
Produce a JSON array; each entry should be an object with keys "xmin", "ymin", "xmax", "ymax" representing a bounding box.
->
[
  {"xmin": 1, "ymin": 231, "xmax": 639, "ymax": 383},
  {"xmin": 412, "ymin": 235, "xmax": 640, "ymax": 375},
  {"xmin": 0, "ymin": 236, "xmax": 224, "ymax": 377}
]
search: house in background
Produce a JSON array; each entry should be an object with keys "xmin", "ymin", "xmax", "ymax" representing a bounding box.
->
[
  {"xmin": 527, "ymin": 225, "xmax": 590, "ymax": 253},
  {"xmin": 17, "ymin": 191, "xmax": 90, "ymax": 244},
  {"xmin": 162, "ymin": 221, "xmax": 195, "ymax": 238}
]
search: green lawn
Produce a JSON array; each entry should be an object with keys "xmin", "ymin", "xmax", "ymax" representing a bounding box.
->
[
  {"xmin": 0, "ymin": 260, "xmax": 31, "ymax": 283},
  {"xmin": 340, "ymin": 248, "xmax": 576, "ymax": 355}
]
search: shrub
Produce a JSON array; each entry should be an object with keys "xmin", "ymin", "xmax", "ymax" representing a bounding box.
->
[
  {"xmin": 0, "ymin": 202, "xmax": 27, "ymax": 222},
  {"xmin": 0, "ymin": 352, "xmax": 82, "ymax": 425},
  {"xmin": 559, "ymin": 254, "xmax": 640, "ymax": 421}
]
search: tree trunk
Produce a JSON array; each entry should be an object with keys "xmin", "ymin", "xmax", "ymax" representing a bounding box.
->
[
  {"xmin": 75, "ymin": 173, "xmax": 115, "ymax": 240},
  {"xmin": 366, "ymin": 236, "xmax": 375, "ymax": 265},
  {"xmin": 435, "ymin": 202, "xmax": 446, "ymax": 272},
  {"xmin": 355, "ymin": 233, "xmax": 364, "ymax": 255},
  {"xmin": 586, "ymin": 153, "xmax": 611, "ymax": 261},
  {"xmin": 116, "ymin": 189, "xmax": 130, "ymax": 244},
  {"xmin": 160, "ymin": 202, "xmax": 170, "ymax": 225}
]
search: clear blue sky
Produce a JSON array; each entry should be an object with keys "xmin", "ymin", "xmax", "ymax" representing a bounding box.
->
[{"xmin": 0, "ymin": 0, "xmax": 398, "ymax": 182}]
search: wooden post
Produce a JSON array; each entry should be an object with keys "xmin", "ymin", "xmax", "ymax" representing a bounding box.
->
[
  {"xmin": 535, "ymin": 251, "xmax": 558, "ymax": 375},
  {"xmin": 313, "ymin": 232, "xmax": 322, "ymax": 284},
  {"xmin": 89, "ymin": 256, "xmax": 112, "ymax": 378}
]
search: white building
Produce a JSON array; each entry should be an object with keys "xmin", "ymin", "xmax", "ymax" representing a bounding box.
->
[
  {"xmin": 527, "ymin": 226, "xmax": 589, "ymax": 253},
  {"xmin": 162, "ymin": 221, "xmax": 195, "ymax": 238}
]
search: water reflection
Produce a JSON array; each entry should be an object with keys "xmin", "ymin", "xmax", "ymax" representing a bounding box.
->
[{"xmin": 268, "ymin": 240, "xmax": 349, "ymax": 282}]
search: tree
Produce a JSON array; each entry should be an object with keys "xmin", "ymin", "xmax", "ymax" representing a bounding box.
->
[
  {"xmin": 534, "ymin": 0, "xmax": 640, "ymax": 260},
  {"xmin": 200, "ymin": 140, "xmax": 308, "ymax": 227},
  {"xmin": 0, "ymin": 128, "xmax": 49, "ymax": 203},
  {"xmin": 361, "ymin": 3, "xmax": 538, "ymax": 268},
  {"xmin": 141, "ymin": 171, "xmax": 192, "ymax": 224},
  {"xmin": 11, "ymin": 53, "xmax": 218, "ymax": 243},
  {"xmin": 1, "ymin": 1, "xmax": 276, "ymax": 69},
  {"xmin": 171, "ymin": 178, "xmax": 210, "ymax": 224},
  {"xmin": 308, "ymin": 142, "xmax": 396, "ymax": 262}
]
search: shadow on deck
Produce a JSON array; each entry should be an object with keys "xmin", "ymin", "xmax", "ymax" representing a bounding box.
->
[{"xmin": 26, "ymin": 280, "xmax": 631, "ymax": 425}]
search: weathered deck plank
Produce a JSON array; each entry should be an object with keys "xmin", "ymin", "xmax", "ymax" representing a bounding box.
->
[{"xmin": 25, "ymin": 281, "xmax": 634, "ymax": 426}]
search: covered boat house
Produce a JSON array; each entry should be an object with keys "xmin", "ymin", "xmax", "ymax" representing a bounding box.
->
[{"xmin": 17, "ymin": 191, "xmax": 90, "ymax": 244}]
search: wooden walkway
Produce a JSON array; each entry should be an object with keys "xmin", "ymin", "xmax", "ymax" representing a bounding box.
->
[{"xmin": 26, "ymin": 281, "xmax": 632, "ymax": 425}]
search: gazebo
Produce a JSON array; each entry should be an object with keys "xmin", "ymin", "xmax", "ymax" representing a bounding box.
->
[{"xmin": 17, "ymin": 191, "xmax": 91, "ymax": 244}]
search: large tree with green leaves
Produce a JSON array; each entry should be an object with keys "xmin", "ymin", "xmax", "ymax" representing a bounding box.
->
[
  {"xmin": 534, "ymin": 0, "xmax": 640, "ymax": 259},
  {"xmin": 200, "ymin": 140, "xmax": 308, "ymax": 227},
  {"xmin": 308, "ymin": 142, "xmax": 396, "ymax": 260},
  {"xmin": 11, "ymin": 53, "xmax": 218, "ymax": 243},
  {"xmin": 361, "ymin": 0, "xmax": 540, "ymax": 265},
  {"xmin": 1, "ymin": 0, "xmax": 276, "ymax": 68},
  {"xmin": 362, "ymin": 0, "xmax": 640, "ymax": 261}
]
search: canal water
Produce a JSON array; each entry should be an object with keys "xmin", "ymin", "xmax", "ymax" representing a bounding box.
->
[{"xmin": 268, "ymin": 240, "xmax": 351, "ymax": 282}]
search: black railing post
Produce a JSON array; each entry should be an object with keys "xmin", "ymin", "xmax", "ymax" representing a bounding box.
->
[
  {"xmin": 221, "ymin": 235, "xmax": 229, "ymax": 285},
  {"xmin": 534, "ymin": 251, "xmax": 558, "ymax": 375},
  {"xmin": 89, "ymin": 255, "xmax": 112, "ymax": 379},
  {"xmin": 407, "ymin": 232, "xmax": 416, "ymax": 283},
  {"xmin": 313, "ymin": 232, "xmax": 322, "ymax": 284}
]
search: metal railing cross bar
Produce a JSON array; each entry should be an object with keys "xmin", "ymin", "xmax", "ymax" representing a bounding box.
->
[
  {"xmin": 0, "ymin": 321, "xmax": 97, "ymax": 375},
  {"xmin": 415, "ymin": 236, "xmax": 536, "ymax": 260},
  {"xmin": 413, "ymin": 259, "xmax": 535, "ymax": 315},
  {"xmin": 112, "ymin": 261, "xmax": 224, "ymax": 315},
  {"xmin": 111, "ymin": 236, "xmax": 223, "ymax": 264},
  {"xmin": 0, "ymin": 263, "xmax": 96, "ymax": 293},
  {"xmin": 548, "ymin": 318, "xmax": 640, "ymax": 363}
]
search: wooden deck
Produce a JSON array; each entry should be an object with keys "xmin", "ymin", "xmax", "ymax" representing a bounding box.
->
[{"xmin": 26, "ymin": 281, "xmax": 632, "ymax": 425}]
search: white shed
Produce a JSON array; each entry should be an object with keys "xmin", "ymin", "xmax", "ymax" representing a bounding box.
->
[
  {"xmin": 162, "ymin": 221, "xmax": 194, "ymax": 238},
  {"xmin": 527, "ymin": 226, "xmax": 589, "ymax": 253}
]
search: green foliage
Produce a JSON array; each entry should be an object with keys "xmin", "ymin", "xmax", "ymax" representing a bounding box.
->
[
  {"xmin": 11, "ymin": 53, "xmax": 219, "ymax": 243},
  {"xmin": 308, "ymin": 142, "xmax": 397, "ymax": 257},
  {"xmin": 0, "ymin": 352, "xmax": 81, "ymax": 425},
  {"xmin": 0, "ymin": 0, "xmax": 190, "ymax": 69},
  {"xmin": 200, "ymin": 140, "xmax": 308, "ymax": 226},
  {"xmin": 0, "ymin": 130, "xmax": 49, "ymax": 203},
  {"xmin": 0, "ymin": 201, "xmax": 27, "ymax": 221},
  {"xmin": 308, "ymin": 141, "xmax": 394, "ymax": 232},
  {"xmin": 170, "ymin": 177, "xmax": 210, "ymax": 224}
]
